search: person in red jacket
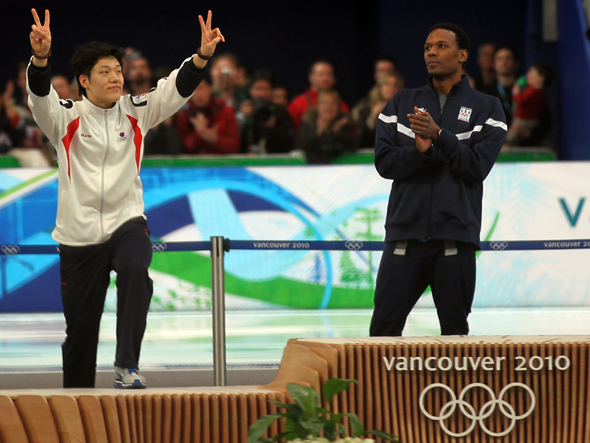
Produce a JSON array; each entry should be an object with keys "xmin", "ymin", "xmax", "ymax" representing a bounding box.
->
[
  {"xmin": 287, "ymin": 59, "xmax": 349, "ymax": 133},
  {"xmin": 506, "ymin": 63, "xmax": 554, "ymax": 147},
  {"xmin": 175, "ymin": 72, "xmax": 240, "ymax": 154}
]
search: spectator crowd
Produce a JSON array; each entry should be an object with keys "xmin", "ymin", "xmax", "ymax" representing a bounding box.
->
[{"xmin": 0, "ymin": 43, "xmax": 555, "ymax": 167}]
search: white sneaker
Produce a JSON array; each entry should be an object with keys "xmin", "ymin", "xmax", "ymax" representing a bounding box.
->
[{"xmin": 114, "ymin": 366, "xmax": 147, "ymax": 389}]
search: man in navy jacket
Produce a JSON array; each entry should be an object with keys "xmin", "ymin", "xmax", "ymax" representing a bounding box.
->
[{"xmin": 370, "ymin": 23, "xmax": 507, "ymax": 336}]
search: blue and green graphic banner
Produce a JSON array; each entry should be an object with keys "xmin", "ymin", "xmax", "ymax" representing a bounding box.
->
[{"xmin": 1, "ymin": 163, "xmax": 589, "ymax": 312}]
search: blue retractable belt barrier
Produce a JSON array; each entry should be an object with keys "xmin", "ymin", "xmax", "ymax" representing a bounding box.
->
[{"xmin": 2, "ymin": 239, "xmax": 590, "ymax": 255}]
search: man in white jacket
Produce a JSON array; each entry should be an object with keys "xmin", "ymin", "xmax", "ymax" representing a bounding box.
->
[{"xmin": 27, "ymin": 8, "xmax": 224, "ymax": 388}]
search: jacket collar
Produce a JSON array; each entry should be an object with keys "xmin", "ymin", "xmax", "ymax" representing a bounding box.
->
[
  {"xmin": 81, "ymin": 95, "xmax": 121, "ymax": 117},
  {"xmin": 426, "ymin": 75, "xmax": 471, "ymax": 97}
]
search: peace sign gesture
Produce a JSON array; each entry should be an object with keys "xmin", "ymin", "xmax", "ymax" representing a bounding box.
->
[
  {"xmin": 30, "ymin": 8, "xmax": 52, "ymax": 58},
  {"xmin": 198, "ymin": 10, "xmax": 224, "ymax": 58}
]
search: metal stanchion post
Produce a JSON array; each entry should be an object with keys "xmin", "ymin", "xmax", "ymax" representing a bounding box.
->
[{"xmin": 210, "ymin": 236, "xmax": 227, "ymax": 386}]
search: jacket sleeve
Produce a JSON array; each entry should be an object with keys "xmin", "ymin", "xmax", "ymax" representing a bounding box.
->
[
  {"xmin": 435, "ymin": 96, "xmax": 507, "ymax": 182},
  {"xmin": 374, "ymin": 94, "xmax": 438, "ymax": 181},
  {"xmin": 26, "ymin": 59, "xmax": 71, "ymax": 147},
  {"xmin": 132, "ymin": 56, "xmax": 204, "ymax": 130}
]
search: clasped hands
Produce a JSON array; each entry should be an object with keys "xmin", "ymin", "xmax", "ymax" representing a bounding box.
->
[{"xmin": 407, "ymin": 106, "xmax": 440, "ymax": 153}]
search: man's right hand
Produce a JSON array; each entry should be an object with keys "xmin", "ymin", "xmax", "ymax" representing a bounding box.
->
[{"xmin": 30, "ymin": 9, "xmax": 52, "ymax": 67}]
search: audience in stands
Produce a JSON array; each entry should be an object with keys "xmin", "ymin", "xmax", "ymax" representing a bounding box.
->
[
  {"xmin": 209, "ymin": 53, "xmax": 250, "ymax": 110},
  {"xmin": 0, "ymin": 81, "xmax": 25, "ymax": 153},
  {"xmin": 174, "ymin": 73, "xmax": 240, "ymax": 155},
  {"xmin": 288, "ymin": 60, "xmax": 349, "ymax": 133},
  {"xmin": 482, "ymin": 46, "xmax": 519, "ymax": 127},
  {"xmin": 473, "ymin": 42, "xmax": 496, "ymax": 92},
  {"xmin": 1, "ymin": 36, "xmax": 562, "ymax": 164},
  {"xmin": 238, "ymin": 75, "xmax": 294, "ymax": 154},
  {"xmin": 506, "ymin": 63, "xmax": 554, "ymax": 148},
  {"xmin": 125, "ymin": 51, "xmax": 154, "ymax": 96},
  {"xmin": 296, "ymin": 90, "xmax": 356, "ymax": 164},
  {"xmin": 271, "ymin": 86, "xmax": 290, "ymax": 108},
  {"xmin": 352, "ymin": 73, "xmax": 403, "ymax": 148},
  {"xmin": 51, "ymin": 75, "xmax": 73, "ymax": 100},
  {"xmin": 5, "ymin": 62, "xmax": 53, "ymax": 166}
]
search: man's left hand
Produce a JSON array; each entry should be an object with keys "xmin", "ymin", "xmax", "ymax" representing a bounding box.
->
[
  {"xmin": 199, "ymin": 11, "xmax": 224, "ymax": 57},
  {"xmin": 408, "ymin": 107, "xmax": 440, "ymax": 141}
]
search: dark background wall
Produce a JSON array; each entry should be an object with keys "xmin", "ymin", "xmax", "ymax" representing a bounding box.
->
[{"xmin": 2, "ymin": 0, "xmax": 529, "ymax": 104}]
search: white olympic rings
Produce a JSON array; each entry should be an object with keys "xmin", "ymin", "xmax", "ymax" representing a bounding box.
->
[
  {"xmin": 345, "ymin": 241, "xmax": 363, "ymax": 251},
  {"xmin": 419, "ymin": 382, "xmax": 536, "ymax": 438},
  {"xmin": 1, "ymin": 245, "xmax": 21, "ymax": 255},
  {"xmin": 151, "ymin": 242, "xmax": 168, "ymax": 252},
  {"xmin": 490, "ymin": 241, "xmax": 508, "ymax": 250}
]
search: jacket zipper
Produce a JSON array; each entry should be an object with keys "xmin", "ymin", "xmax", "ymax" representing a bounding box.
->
[
  {"xmin": 427, "ymin": 98, "xmax": 445, "ymax": 239},
  {"xmin": 100, "ymin": 110, "xmax": 110, "ymax": 240}
]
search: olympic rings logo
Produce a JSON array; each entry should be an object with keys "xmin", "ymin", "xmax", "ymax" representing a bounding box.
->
[
  {"xmin": 1, "ymin": 245, "xmax": 21, "ymax": 255},
  {"xmin": 490, "ymin": 241, "xmax": 508, "ymax": 250},
  {"xmin": 345, "ymin": 241, "xmax": 363, "ymax": 251},
  {"xmin": 151, "ymin": 242, "xmax": 168, "ymax": 252},
  {"xmin": 419, "ymin": 382, "xmax": 535, "ymax": 438}
]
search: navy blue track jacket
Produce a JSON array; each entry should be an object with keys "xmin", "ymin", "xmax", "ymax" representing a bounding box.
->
[{"xmin": 375, "ymin": 76, "xmax": 507, "ymax": 248}]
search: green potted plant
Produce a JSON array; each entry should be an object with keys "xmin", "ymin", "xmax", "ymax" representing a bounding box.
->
[{"xmin": 248, "ymin": 378, "xmax": 400, "ymax": 443}]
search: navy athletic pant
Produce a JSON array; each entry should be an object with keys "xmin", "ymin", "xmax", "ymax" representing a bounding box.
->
[
  {"xmin": 59, "ymin": 217, "xmax": 153, "ymax": 388},
  {"xmin": 370, "ymin": 239, "xmax": 476, "ymax": 337}
]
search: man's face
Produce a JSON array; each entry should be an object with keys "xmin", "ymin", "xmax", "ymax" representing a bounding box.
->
[
  {"xmin": 374, "ymin": 60, "xmax": 396, "ymax": 81},
  {"xmin": 190, "ymin": 81, "xmax": 212, "ymax": 108},
  {"xmin": 250, "ymin": 79, "xmax": 273, "ymax": 102},
  {"xmin": 127, "ymin": 57, "xmax": 151, "ymax": 83},
  {"xmin": 51, "ymin": 76, "xmax": 71, "ymax": 100},
  {"xmin": 309, "ymin": 62, "xmax": 335, "ymax": 91},
  {"xmin": 81, "ymin": 56, "xmax": 124, "ymax": 108},
  {"xmin": 478, "ymin": 43, "xmax": 495, "ymax": 71},
  {"xmin": 424, "ymin": 29, "xmax": 467, "ymax": 78},
  {"xmin": 494, "ymin": 48, "xmax": 518, "ymax": 76},
  {"xmin": 210, "ymin": 57, "xmax": 238, "ymax": 89}
]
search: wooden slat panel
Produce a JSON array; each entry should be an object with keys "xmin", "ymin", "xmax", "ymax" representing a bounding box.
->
[
  {"xmin": 49, "ymin": 395, "xmax": 87, "ymax": 443},
  {"xmin": 78, "ymin": 396, "xmax": 108, "ymax": 443},
  {"xmin": 151, "ymin": 395, "xmax": 162, "ymax": 443},
  {"xmin": 101, "ymin": 396, "xmax": 122, "ymax": 443},
  {"xmin": 142, "ymin": 395, "xmax": 153, "ymax": 443},
  {"xmin": 180, "ymin": 394, "xmax": 191, "ymax": 443},
  {"xmin": 170, "ymin": 394, "xmax": 182, "ymax": 443},
  {"xmin": 0, "ymin": 395, "xmax": 29, "ymax": 443},
  {"xmin": 160, "ymin": 395, "xmax": 172, "ymax": 443},
  {"xmin": 15, "ymin": 395, "xmax": 60, "ymax": 443}
]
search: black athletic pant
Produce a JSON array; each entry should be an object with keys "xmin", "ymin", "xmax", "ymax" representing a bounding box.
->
[
  {"xmin": 59, "ymin": 217, "xmax": 153, "ymax": 388},
  {"xmin": 370, "ymin": 239, "xmax": 476, "ymax": 337}
]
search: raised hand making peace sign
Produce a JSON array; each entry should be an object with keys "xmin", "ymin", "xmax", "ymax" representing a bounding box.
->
[{"xmin": 30, "ymin": 8, "xmax": 51, "ymax": 62}]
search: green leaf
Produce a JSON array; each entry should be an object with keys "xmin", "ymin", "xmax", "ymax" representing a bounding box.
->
[
  {"xmin": 298, "ymin": 416, "xmax": 325, "ymax": 436},
  {"xmin": 270, "ymin": 431, "xmax": 297, "ymax": 442},
  {"xmin": 365, "ymin": 429, "xmax": 401, "ymax": 442},
  {"xmin": 269, "ymin": 400, "xmax": 301, "ymax": 415},
  {"xmin": 345, "ymin": 413, "xmax": 365, "ymax": 437},
  {"xmin": 322, "ymin": 378, "xmax": 357, "ymax": 403},
  {"xmin": 247, "ymin": 413, "xmax": 283, "ymax": 443},
  {"xmin": 286, "ymin": 383, "xmax": 320, "ymax": 415}
]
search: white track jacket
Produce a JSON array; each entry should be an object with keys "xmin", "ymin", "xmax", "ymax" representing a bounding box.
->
[{"xmin": 27, "ymin": 56, "xmax": 203, "ymax": 246}]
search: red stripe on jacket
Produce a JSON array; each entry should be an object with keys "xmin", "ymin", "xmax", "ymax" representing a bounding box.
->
[
  {"xmin": 61, "ymin": 117, "xmax": 80, "ymax": 180},
  {"xmin": 127, "ymin": 115, "xmax": 143, "ymax": 172}
]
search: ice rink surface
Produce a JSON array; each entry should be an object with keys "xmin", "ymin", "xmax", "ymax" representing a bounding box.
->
[{"xmin": 1, "ymin": 308, "xmax": 590, "ymax": 371}]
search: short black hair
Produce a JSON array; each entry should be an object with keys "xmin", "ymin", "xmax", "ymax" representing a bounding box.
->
[
  {"xmin": 531, "ymin": 63, "xmax": 555, "ymax": 87},
  {"xmin": 429, "ymin": 22, "xmax": 471, "ymax": 53},
  {"xmin": 71, "ymin": 42, "xmax": 125, "ymax": 97}
]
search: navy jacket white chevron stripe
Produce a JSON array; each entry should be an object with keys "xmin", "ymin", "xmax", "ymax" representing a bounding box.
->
[{"xmin": 375, "ymin": 75, "xmax": 507, "ymax": 247}]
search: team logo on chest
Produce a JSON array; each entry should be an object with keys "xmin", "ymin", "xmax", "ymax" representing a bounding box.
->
[
  {"xmin": 458, "ymin": 106, "xmax": 472, "ymax": 122},
  {"xmin": 118, "ymin": 132, "xmax": 128, "ymax": 142}
]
